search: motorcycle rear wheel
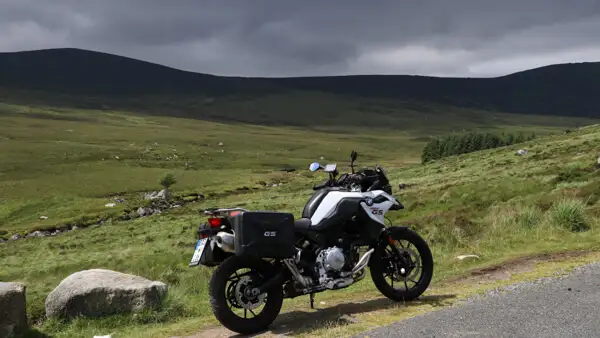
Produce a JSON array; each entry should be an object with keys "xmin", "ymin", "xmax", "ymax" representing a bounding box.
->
[
  {"xmin": 209, "ymin": 255, "xmax": 283, "ymax": 335},
  {"xmin": 368, "ymin": 228, "xmax": 434, "ymax": 302}
]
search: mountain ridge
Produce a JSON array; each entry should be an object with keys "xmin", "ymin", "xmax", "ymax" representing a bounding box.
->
[
  {"xmin": 3, "ymin": 47, "xmax": 598, "ymax": 79},
  {"xmin": 1, "ymin": 48, "xmax": 599, "ymax": 124}
]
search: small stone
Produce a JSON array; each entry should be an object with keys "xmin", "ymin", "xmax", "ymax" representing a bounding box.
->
[
  {"xmin": 456, "ymin": 254, "xmax": 480, "ymax": 260},
  {"xmin": 515, "ymin": 149, "xmax": 528, "ymax": 156}
]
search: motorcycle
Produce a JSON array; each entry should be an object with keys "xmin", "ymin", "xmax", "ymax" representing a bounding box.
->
[{"xmin": 188, "ymin": 151, "xmax": 434, "ymax": 335}]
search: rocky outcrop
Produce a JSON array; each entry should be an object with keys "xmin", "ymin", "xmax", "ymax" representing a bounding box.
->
[
  {"xmin": 143, "ymin": 189, "xmax": 171, "ymax": 201},
  {"xmin": 0, "ymin": 282, "xmax": 28, "ymax": 337},
  {"xmin": 45, "ymin": 269, "xmax": 168, "ymax": 320}
]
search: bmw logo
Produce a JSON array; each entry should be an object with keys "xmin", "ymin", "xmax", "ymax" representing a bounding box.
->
[{"xmin": 365, "ymin": 198, "xmax": 374, "ymax": 206}]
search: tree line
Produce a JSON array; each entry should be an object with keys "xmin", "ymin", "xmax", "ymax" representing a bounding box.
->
[{"xmin": 421, "ymin": 131, "xmax": 536, "ymax": 163}]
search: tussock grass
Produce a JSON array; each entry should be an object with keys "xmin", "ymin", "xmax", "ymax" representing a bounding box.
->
[{"xmin": 547, "ymin": 198, "xmax": 590, "ymax": 232}]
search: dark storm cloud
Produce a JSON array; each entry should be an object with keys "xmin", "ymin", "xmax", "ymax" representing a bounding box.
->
[{"xmin": 1, "ymin": 0, "xmax": 600, "ymax": 77}]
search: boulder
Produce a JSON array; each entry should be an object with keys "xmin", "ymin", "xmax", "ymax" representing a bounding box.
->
[
  {"xmin": 45, "ymin": 269, "xmax": 168, "ymax": 319},
  {"xmin": 26, "ymin": 230, "xmax": 50, "ymax": 238},
  {"xmin": 137, "ymin": 207, "xmax": 154, "ymax": 217},
  {"xmin": 515, "ymin": 149, "xmax": 528, "ymax": 156},
  {"xmin": 0, "ymin": 282, "xmax": 28, "ymax": 337},
  {"xmin": 143, "ymin": 189, "xmax": 171, "ymax": 201}
]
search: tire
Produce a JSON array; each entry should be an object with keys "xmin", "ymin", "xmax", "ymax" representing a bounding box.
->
[
  {"xmin": 368, "ymin": 227, "xmax": 434, "ymax": 302},
  {"xmin": 209, "ymin": 255, "xmax": 283, "ymax": 335}
]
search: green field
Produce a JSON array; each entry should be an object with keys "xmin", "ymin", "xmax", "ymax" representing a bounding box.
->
[{"xmin": 2, "ymin": 103, "xmax": 600, "ymax": 337}]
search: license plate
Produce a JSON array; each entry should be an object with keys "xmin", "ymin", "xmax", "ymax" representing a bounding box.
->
[{"xmin": 189, "ymin": 238, "xmax": 207, "ymax": 266}]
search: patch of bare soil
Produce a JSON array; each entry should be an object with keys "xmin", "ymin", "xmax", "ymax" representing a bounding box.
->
[{"xmin": 446, "ymin": 249, "xmax": 593, "ymax": 285}]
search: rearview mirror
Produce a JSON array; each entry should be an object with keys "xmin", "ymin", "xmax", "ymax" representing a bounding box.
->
[
  {"xmin": 350, "ymin": 150, "xmax": 358, "ymax": 162},
  {"xmin": 323, "ymin": 163, "xmax": 337, "ymax": 173},
  {"xmin": 309, "ymin": 162, "xmax": 321, "ymax": 172}
]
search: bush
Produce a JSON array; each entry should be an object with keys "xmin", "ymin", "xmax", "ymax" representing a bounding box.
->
[
  {"xmin": 421, "ymin": 131, "xmax": 536, "ymax": 163},
  {"xmin": 552, "ymin": 167, "xmax": 590, "ymax": 184},
  {"xmin": 547, "ymin": 199, "xmax": 589, "ymax": 232},
  {"xmin": 159, "ymin": 173, "xmax": 177, "ymax": 189}
]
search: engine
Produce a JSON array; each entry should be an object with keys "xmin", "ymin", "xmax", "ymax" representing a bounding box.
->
[
  {"xmin": 314, "ymin": 246, "xmax": 349, "ymax": 285},
  {"xmin": 321, "ymin": 247, "xmax": 346, "ymax": 271}
]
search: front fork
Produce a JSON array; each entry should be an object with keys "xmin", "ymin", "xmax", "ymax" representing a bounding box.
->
[{"xmin": 381, "ymin": 229, "xmax": 414, "ymax": 279}]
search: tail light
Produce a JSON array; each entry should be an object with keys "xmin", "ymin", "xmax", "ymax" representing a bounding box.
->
[{"xmin": 208, "ymin": 217, "xmax": 222, "ymax": 228}]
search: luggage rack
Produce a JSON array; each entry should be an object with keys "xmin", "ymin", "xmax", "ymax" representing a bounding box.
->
[{"xmin": 201, "ymin": 207, "xmax": 249, "ymax": 216}]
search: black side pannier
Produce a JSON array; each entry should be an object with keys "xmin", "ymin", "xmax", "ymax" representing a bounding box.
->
[{"xmin": 230, "ymin": 211, "xmax": 296, "ymax": 259}]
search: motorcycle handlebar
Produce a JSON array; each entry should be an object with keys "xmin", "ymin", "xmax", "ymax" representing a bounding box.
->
[{"xmin": 313, "ymin": 172, "xmax": 365, "ymax": 191}]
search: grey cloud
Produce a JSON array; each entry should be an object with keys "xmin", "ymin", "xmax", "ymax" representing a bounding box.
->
[{"xmin": 1, "ymin": 0, "xmax": 599, "ymax": 77}]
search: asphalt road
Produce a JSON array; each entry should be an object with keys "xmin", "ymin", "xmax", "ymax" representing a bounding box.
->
[{"xmin": 355, "ymin": 262, "xmax": 600, "ymax": 338}]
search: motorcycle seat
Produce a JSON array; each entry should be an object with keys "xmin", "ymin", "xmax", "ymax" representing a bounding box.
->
[{"xmin": 294, "ymin": 218, "xmax": 312, "ymax": 231}]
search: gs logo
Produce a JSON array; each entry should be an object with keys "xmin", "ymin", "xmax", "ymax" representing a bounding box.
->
[{"xmin": 371, "ymin": 208, "xmax": 383, "ymax": 215}]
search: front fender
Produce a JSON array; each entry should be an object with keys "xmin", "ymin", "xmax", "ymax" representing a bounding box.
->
[
  {"xmin": 386, "ymin": 225, "xmax": 410, "ymax": 237},
  {"xmin": 369, "ymin": 225, "xmax": 410, "ymax": 249}
]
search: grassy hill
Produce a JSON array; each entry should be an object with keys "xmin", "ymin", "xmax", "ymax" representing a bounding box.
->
[
  {"xmin": 2, "ymin": 106, "xmax": 600, "ymax": 337},
  {"xmin": 0, "ymin": 103, "xmax": 592, "ymax": 234},
  {"xmin": 1, "ymin": 48, "xmax": 599, "ymax": 128}
]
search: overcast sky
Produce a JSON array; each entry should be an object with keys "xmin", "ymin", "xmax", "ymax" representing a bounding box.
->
[{"xmin": 1, "ymin": 0, "xmax": 600, "ymax": 77}]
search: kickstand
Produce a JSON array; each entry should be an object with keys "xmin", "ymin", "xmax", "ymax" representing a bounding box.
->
[{"xmin": 310, "ymin": 293, "xmax": 315, "ymax": 309}]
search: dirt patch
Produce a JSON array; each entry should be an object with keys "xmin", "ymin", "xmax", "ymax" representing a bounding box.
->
[{"xmin": 446, "ymin": 249, "xmax": 592, "ymax": 285}]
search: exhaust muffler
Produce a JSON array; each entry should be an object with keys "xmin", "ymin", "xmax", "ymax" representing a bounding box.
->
[{"xmin": 215, "ymin": 231, "xmax": 235, "ymax": 253}]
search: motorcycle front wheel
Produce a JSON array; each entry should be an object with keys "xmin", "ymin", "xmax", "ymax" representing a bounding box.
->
[
  {"xmin": 209, "ymin": 255, "xmax": 283, "ymax": 335},
  {"xmin": 368, "ymin": 227, "xmax": 434, "ymax": 302}
]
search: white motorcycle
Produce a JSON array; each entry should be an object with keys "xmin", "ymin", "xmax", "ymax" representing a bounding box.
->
[{"xmin": 189, "ymin": 150, "xmax": 434, "ymax": 334}]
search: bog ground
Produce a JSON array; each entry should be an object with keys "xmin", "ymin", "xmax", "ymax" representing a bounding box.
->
[{"xmin": 2, "ymin": 103, "xmax": 600, "ymax": 337}]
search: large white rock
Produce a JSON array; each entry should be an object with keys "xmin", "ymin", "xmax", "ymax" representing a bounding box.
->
[
  {"xmin": 45, "ymin": 269, "xmax": 168, "ymax": 319},
  {"xmin": 0, "ymin": 282, "xmax": 28, "ymax": 337},
  {"xmin": 143, "ymin": 189, "xmax": 171, "ymax": 201}
]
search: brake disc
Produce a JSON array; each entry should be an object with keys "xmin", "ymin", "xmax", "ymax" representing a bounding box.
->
[{"xmin": 234, "ymin": 276, "xmax": 267, "ymax": 310}]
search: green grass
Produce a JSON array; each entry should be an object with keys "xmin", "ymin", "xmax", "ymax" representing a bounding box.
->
[{"xmin": 2, "ymin": 103, "xmax": 600, "ymax": 337}]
